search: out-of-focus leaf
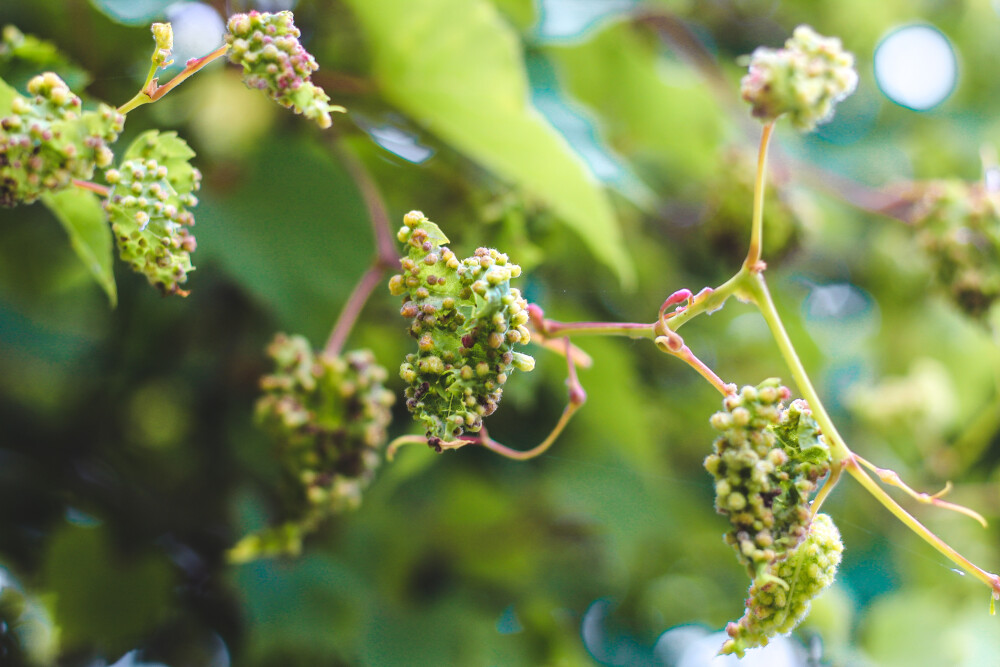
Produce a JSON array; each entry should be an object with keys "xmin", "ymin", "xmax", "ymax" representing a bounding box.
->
[
  {"xmin": 122, "ymin": 129, "xmax": 199, "ymax": 195},
  {"xmin": 87, "ymin": 0, "xmax": 173, "ymax": 25},
  {"xmin": 0, "ymin": 73, "xmax": 17, "ymax": 112},
  {"xmin": 342, "ymin": 0, "xmax": 636, "ymax": 288},
  {"xmin": 194, "ymin": 135, "xmax": 370, "ymax": 342},
  {"xmin": 41, "ymin": 188, "xmax": 117, "ymax": 307},
  {"xmin": 0, "ymin": 25, "xmax": 91, "ymax": 91},
  {"xmin": 41, "ymin": 524, "xmax": 173, "ymax": 654},
  {"xmin": 490, "ymin": 0, "xmax": 536, "ymax": 31},
  {"xmin": 546, "ymin": 21, "xmax": 725, "ymax": 183}
]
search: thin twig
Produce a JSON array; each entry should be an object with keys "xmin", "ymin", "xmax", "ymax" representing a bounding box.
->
[
  {"xmin": 329, "ymin": 128, "xmax": 399, "ymax": 266},
  {"xmin": 324, "ymin": 264, "xmax": 387, "ymax": 357},
  {"xmin": 855, "ymin": 454, "xmax": 988, "ymax": 528},
  {"xmin": 71, "ymin": 179, "xmax": 109, "ymax": 197},
  {"xmin": 810, "ymin": 460, "xmax": 843, "ymax": 517},
  {"xmin": 322, "ymin": 134, "xmax": 400, "ymax": 356}
]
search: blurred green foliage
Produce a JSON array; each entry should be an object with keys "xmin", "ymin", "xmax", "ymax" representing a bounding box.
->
[{"xmin": 2, "ymin": 1, "xmax": 1000, "ymax": 665}]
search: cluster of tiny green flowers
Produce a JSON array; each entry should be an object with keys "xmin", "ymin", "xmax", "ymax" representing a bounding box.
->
[
  {"xmin": 104, "ymin": 132, "xmax": 201, "ymax": 296},
  {"xmin": 704, "ymin": 379, "xmax": 831, "ymax": 577},
  {"xmin": 150, "ymin": 22, "xmax": 173, "ymax": 69},
  {"xmin": 389, "ymin": 211, "xmax": 535, "ymax": 447},
  {"xmin": 721, "ymin": 512, "xmax": 843, "ymax": 657},
  {"xmin": 741, "ymin": 25, "xmax": 858, "ymax": 131},
  {"xmin": 255, "ymin": 333, "xmax": 395, "ymax": 521},
  {"xmin": 0, "ymin": 72, "xmax": 123, "ymax": 206},
  {"xmin": 906, "ymin": 179, "xmax": 1000, "ymax": 319},
  {"xmin": 224, "ymin": 10, "xmax": 343, "ymax": 129}
]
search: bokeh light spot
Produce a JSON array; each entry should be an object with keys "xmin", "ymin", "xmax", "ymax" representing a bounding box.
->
[{"xmin": 874, "ymin": 25, "xmax": 957, "ymax": 111}]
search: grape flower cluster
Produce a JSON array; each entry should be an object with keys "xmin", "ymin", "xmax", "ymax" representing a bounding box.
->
[
  {"xmin": 741, "ymin": 25, "xmax": 858, "ymax": 131},
  {"xmin": 240, "ymin": 334, "xmax": 394, "ymax": 558},
  {"xmin": 0, "ymin": 72, "xmax": 123, "ymax": 206},
  {"xmin": 389, "ymin": 211, "xmax": 535, "ymax": 447},
  {"xmin": 224, "ymin": 10, "xmax": 343, "ymax": 129},
  {"xmin": 722, "ymin": 512, "xmax": 843, "ymax": 657},
  {"xmin": 705, "ymin": 379, "xmax": 839, "ymax": 652},
  {"xmin": 904, "ymin": 179, "xmax": 1000, "ymax": 319},
  {"xmin": 705, "ymin": 379, "xmax": 831, "ymax": 575},
  {"xmin": 103, "ymin": 131, "xmax": 201, "ymax": 296}
]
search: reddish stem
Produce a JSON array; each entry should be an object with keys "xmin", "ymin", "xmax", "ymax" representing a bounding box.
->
[
  {"xmin": 149, "ymin": 44, "xmax": 230, "ymax": 102},
  {"xmin": 323, "ymin": 135, "xmax": 400, "ymax": 356},
  {"xmin": 72, "ymin": 179, "xmax": 109, "ymax": 197},
  {"xmin": 324, "ymin": 264, "xmax": 387, "ymax": 357}
]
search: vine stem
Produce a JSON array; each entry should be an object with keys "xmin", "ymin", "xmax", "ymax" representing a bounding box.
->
[
  {"xmin": 541, "ymin": 320, "xmax": 655, "ymax": 339},
  {"xmin": 322, "ymin": 135, "xmax": 399, "ymax": 357},
  {"xmin": 744, "ymin": 122, "xmax": 775, "ymax": 270},
  {"xmin": 324, "ymin": 265, "xmax": 386, "ymax": 357},
  {"xmin": 743, "ymin": 273, "xmax": 852, "ymax": 462},
  {"xmin": 845, "ymin": 456, "xmax": 1000, "ymax": 596},
  {"xmin": 71, "ymin": 179, "xmax": 109, "ymax": 197},
  {"xmin": 737, "ymin": 120, "xmax": 1000, "ymax": 594},
  {"xmin": 119, "ymin": 44, "xmax": 230, "ymax": 115}
]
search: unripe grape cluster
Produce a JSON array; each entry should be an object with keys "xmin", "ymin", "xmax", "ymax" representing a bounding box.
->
[
  {"xmin": 389, "ymin": 211, "xmax": 535, "ymax": 446},
  {"xmin": 722, "ymin": 512, "xmax": 843, "ymax": 657},
  {"xmin": 255, "ymin": 334, "xmax": 395, "ymax": 520},
  {"xmin": 0, "ymin": 72, "xmax": 123, "ymax": 206},
  {"xmin": 741, "ymin": 25, "xmax": 858, "ymax": 131},
  {"xmin": 704, "ymin": 379, "xmax": 831, "ymax": 577},
  {"xmin": 224, "ymin": 11, "xmax": 343, "ymax": 129},
  {"xmin": 906, "ymin": 179, "xmax": 1000, "ymax": 319},
  {"xmin": 104, "ymin": 131, "xmax": 201, "ymax": 296}
]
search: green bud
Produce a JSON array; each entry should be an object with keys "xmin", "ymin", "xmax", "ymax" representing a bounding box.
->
[
  {"xmin": 104, "ymin": 131, "xmax": 201, "ymax": 295},
  {"xmin": 905, "ymin": 179, "xmax": 1000, "ymax": 319},
  {"xmin": 151, "ymin": 22, "xmax": 174, "ymax": 68},
  {"xmin": 705, "ymin": 379, "xmax": 831, "ymax": 575}
]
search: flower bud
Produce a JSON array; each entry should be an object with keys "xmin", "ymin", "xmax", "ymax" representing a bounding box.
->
[
  {"xmin": 224, "ymin": 10, "xmax": 344, "ymax": 128},
  {"xmin": 741, "ymin": 25, "xmax": 858, "ymax": 131}
]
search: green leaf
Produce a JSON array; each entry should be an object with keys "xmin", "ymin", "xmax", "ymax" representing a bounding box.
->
[
  {"xmin": 343, "ymin": 0, "xmax": 635, "ymax": 287},
  {"xmin": 87, "ymin": 0, "xmax": 174, "ymax": 25},
  {"xmin": 0, "ymin": 73, "xmax": 18, "ymax": 113},
  {"xmin": 41, "ymin": 188, "xmax": 117, "ymax": 307},
  {"xmin": 41, "ymin": 524, "xmax": 173, "ymax": 654},
  {"xmin": 122, "ymin": 129, "xmax": 199, "ymax": 195},
  {"xmin": 0, "ymin": 25, "xmax": 91, "ymax": 91},
  {"xmin": 546, "ymin": 21, "xmax": 725, "ymax": 183}
]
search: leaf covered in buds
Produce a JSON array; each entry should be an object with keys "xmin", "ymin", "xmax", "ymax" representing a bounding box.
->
[
  {"xmin": 256, "ymin": 334, "xmax": 395, "ymax": 520},
  {"xmin": 389, "ymin": 210, "xmax": 534, "ymax": 445},
  {"xmin": 704, "ymin": 379, "xmax": 831, "ymax": 576},
  {"xmin": 721, "ymin": 512, "xmax": 843, "ymax": 657},
  {"xmin": 224, "ymin": 10, "xmax": 344, "ymax": 129},
  {"xmin": 0, "ymin": 72, "xmax": 123, "ymax": 206},
  {"xmin": 103, "ymin": 130, "xmax": 201, "ymax": 295}
]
